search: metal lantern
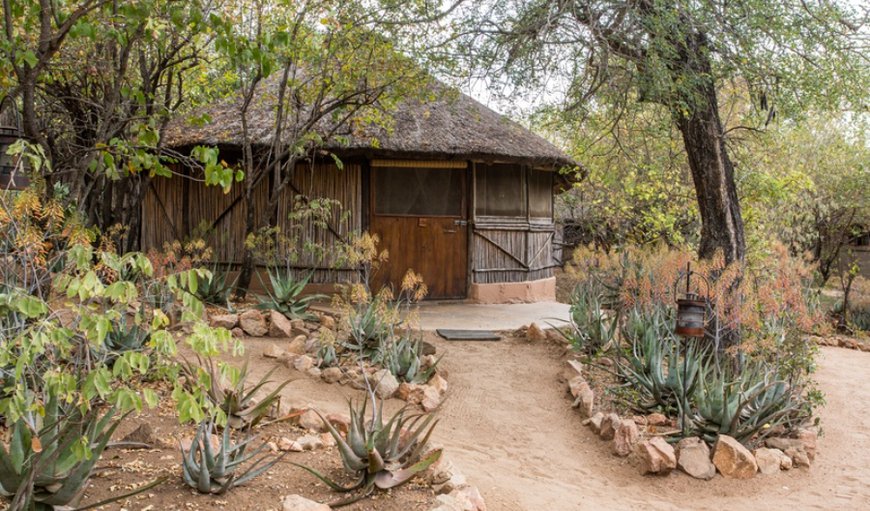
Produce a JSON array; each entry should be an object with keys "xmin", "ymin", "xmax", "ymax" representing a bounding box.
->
[
  {"xmin": 674, "ymin": 262, "xmax": 709, "ymax": 338},
  {"xmin": 0, "ymin": 100, "xmax": 30, "ymax": 190}
]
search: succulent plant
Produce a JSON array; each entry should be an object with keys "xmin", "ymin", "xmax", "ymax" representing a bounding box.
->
[
  {"xmin": 180, "ymin": 356, "xmax": 288, "ymax": 430},
  {"xmin": 102, "ymin": 316, "xmax": 150, "ymax": 358},
  {"xmin": 194, "ymin": 263, "xmax": 237, "ymax": 307},
  {"xmin": 257, "ymin": 268, "xmax": 322, "ymax": 320},
  {"xmin": 294, "ymin": 393, "xmax": 442, "ymax": 506},
  {"xmin": 180, "ymin": 420, "xmax": 282, "ymax": 494},
  {"xmin": 553, "ymin": 281, "xmax": 619, "ymax": 354},
  {"xmin": 385, "ymin": 335, "xmax": 439, "ymax": 384},
  {"xmin": 0, "ymin": 394, "xmax": 128, "ymax": 511}
]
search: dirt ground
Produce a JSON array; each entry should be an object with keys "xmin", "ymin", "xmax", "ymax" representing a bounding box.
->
[{"xmin": 72, "ymin": 328, "xmax": 870, "ymax": 511}]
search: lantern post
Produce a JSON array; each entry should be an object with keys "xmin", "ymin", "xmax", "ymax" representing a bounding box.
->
[
  {"xmin": 673, "ymin": 262, "xmax": 710, "ymax": 435},
  {"xmin": 0, "ymin": 99, "xmax": 30, "ymax": 191}
]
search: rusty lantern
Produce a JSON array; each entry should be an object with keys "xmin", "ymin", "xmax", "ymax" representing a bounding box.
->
[
  {"xmin": 674, "ymin": 262, "xmax": 709, "ymax": 338},
  {"xmin": 0, "ymin": 101, "xmax": 30, "ymax": 191}
]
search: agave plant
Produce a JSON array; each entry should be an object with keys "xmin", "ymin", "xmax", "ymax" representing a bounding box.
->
[
  {"xmin": 554, "ymin": 281, "xmax": 619, "ymax": 354},
  {"xmin": 180, "ymin": 356, "xmax": 288, "ymax": 430},
  {"xmin": 0, "ymin": 394, "xmax": 136, "ymax": 511},
  {"xmin": 343, "ymin": 299, "xmax": 392, "ymax": 361},
  {"xmin": 100, "ymin": 317, "xmax": 150, "ymax": 364},
  {"xmin": 691, "ymin": 359, "xmax": 810, "ymax": 445},
  {"xmin": 385, "ymin": 335, "xmax": 439, "ymax": 384},
  {"xmin": 617, "ymin": 306, "xmax": 706, "ymax": 416},
  {"xmin": 181, "ymin": 420, "xmax": 282, "ymax": 494},
  {"xmin": 195, "ymin": 263, "xmax": 237, "ymax": 307},
  {"xmin": 257, "ymin": 268, "xmax": 322, "ymax": 320},
  {"xmin": 294, "ymin": 394, "xmax": 442, "ymax": 507}
]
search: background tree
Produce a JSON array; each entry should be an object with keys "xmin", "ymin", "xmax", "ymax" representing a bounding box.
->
[{"xmin": 445, "ymin": 0, "xmax": 869, "ymax": 264}]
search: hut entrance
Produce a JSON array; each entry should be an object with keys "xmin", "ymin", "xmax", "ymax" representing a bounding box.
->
[{"xmin": 369, "ymin": 161, "xmax": 468, "ymax": 300}]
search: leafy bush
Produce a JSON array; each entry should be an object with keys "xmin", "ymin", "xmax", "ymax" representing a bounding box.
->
[
  {"xmin": 294, "ymin": 394, "xmax": 441, "ymax": 506},
  {"xmin": 181, "ymin": 420, "xmax": 282, "ymax": 494}
]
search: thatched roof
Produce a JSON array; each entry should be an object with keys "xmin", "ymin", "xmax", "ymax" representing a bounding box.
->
[{"xmin": 163, "ymin": 78, "xmax": 578, "ymax": 170}]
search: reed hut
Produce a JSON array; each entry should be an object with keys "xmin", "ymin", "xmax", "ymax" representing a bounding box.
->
[{"xmin": 150, "ymin": 81, "xmax": 579, "ymax": 302}]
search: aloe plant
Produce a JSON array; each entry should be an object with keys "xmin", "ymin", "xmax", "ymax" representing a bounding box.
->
[
  {"xmin": 195, "ymin": 263, "xmax": 237, "ymax": 307},
  {"xmin": 180, "ymin": 356, "xmax": 288, "ymax": 430},
  {"xmin": 101, "ymin": 317, "xmax": 150, "ymax": 361},
  {"xmin": 554, "ymin": 281, "xmax": 618, "ymax": 354},
  {"xmin": 0, "ymin": 394, "xmax": 130, "ymax": 511},
  {"xmin": 294, "ymin": 393, "xmax": 442, "ymax": 507},
  {"xmin": 256, "ymin": 268, "xmax": 322, "ymax": 320},
  {"xmin": 385, "ymin": 335, "xmax": 439, "ymax": 384},
  {"xmin": 180, "ymin": 420, "xmax": 282, "ymax": 494},
  {"xmin": 343, "ymin": 298, "xmax": 391, "ymax": 361}
]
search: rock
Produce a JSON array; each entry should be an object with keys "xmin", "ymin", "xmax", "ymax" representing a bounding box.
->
[
  {"xmin": 297, "ymin": 434, "xmax": 324, "ymax": 451},
  {"xmin": 796, "ymin": 428, "xmax": 818, "ymax": 462},
  {"xmin": 434, "ymin": 472, "xmax": 468, "ymax": 495},
  {"xmin": 646, "ymin": 413, "xmax": 668, "ymax": 426},
  {"xmin": 754, "ymin": 447, "xmax": 786, "ymax": 475},
  {"xmin": 422, "ymin": 341, "xmax": 437, "ymax": 356},
  {"xmin": 571, "ymin": 380, "xmax": 595, "ymax": 417},
  {"xmin": 612, "ymin": 419, "xmax": 639, "ymax": 457},
  {"xmin": 398, "ymin": 382, "xmax": 426, "ymax": 404},
  {"xmin": 281, "ymin": 494, "xmax": 331, "ymax": 511},
  {"xmin": 526, "ymin": 322, "xmax": 547, "ymax": 342},
  {"xmin": 318, "ymin": 314, "xmax": 336, "ymax": 330},
  {"xmin": 712, "ymin": 435, "xmax": 757, "ymax": 479},
  {"xmin": 287, "ymin": 335, "xmax": 308, "ymax": 354},
  {"xmin": 304, "ymin": 337, "xmax": 321, "ymax": 354},
  {"xmin": 321, "ymin": 367, "xmax": 342, "ymax": 384},
  {"xmin": 637, "ymin": 437, "xmax": 677, "ymax": 475},
  {"xmin": 780, "ymin": 453, "xmax": 793, "ymax": 470},
  {"xmin": 239, "ymin": 309, "xmax": 268, "ymax": 337},
  {"xmin": 567, "ymin": 376, "xmax": 585, "ymax": 398},
  {"xmin": 277, "ymin": 437, "xmax": 303, "ymax": 452},
  {"xmin": 231, "ymin": 327, "xmax": 245, "ymax": 338},
  {"xmin": 263, "ymin": 343, "xmax": 284, "ymax": 359},
  {"xmin": 451, "ymin": 485, "xmax": 486, "ymax": 511},
  {"xmin": 425, "ymin": 453, "xmax": 455, "ymax": 485},
  {"xmin": 785, "ymin": 447, "xmax": 811, "ymax": 468},
  {"xmin": 422, "ymin": 385, "xmax": 444, "ymax": 411},
  {"xmin": 267, "ymin": 441, "xmax": 279, "ymax": 452},
  {"xmin": 677, "ymin": 437, "xmax": 716, "ymax": 480},
  {"xmin": 599, "ymin": 413, "xmax": 621, "ymax": 441},
  {"xmin": 421, "ymin": 354, "xmax": 439, "ymax": 370},
  {"xmin": 210, "ymin": 313, "xmax": 239, "ymax": 329},
  {"xmin": 298, "ymin": 410, "xmax": 325, "ymax": 432},
  {"xmin": 319, "ymin": 433, "xmax": 336, "ymax": 448},
  {"xmin": 765, "ymin": 437, "xmax": 802, "ymax": 452},
  {"xmin": 306, "ymin": 367, "xmax": 322, "ymax": 379},
  {"xmin": 546, "ymin": 328, "xmax": 565, "ymax": 344},
  {"xmin": 588, "ymin": 412, "xmax": 605, "ymax": 434},
  {"xmin": 429, "ymin": 373, "xmax": 449, "ymax": 395},
  {"xmin": 325, "ymin": 413, "xmax": 350, "ymax": 435},
  {"xmin": 293, "ymin": 355, "xmax": 315, "ymax": 372},
  {"xmin": 269, "ymin": 310, "xmax": 295, "ymax": 337},
  {"xmin": 121, "ymin": 423, "xmax": 160, "ymax": 447},
  {"xmin": 373, "ymin": 369, "xmax": 400, "ymax": 399}
]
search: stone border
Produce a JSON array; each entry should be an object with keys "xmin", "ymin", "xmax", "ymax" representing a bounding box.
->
[
  {"xmin": 562, "ymin": 358, "xmax": 819, "ymax": 480},
  {"xmin": 810, "ymin": 334, "xmax": 870, "ymax": 352}
]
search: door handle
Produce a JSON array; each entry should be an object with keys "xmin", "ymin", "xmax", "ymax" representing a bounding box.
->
[{"xmin": 454, "ymin": 220, "xmax": 468, "ymax": 226}]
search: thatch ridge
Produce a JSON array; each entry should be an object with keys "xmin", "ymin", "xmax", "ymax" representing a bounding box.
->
[{"xmin": 163, "ymin": 78, "xmax": 577, "ymax": 170}]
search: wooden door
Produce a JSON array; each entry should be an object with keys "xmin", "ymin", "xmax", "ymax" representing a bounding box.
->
[{"xmin": 370, "ymin": 164, "xmax": 468, "ymax": 299}]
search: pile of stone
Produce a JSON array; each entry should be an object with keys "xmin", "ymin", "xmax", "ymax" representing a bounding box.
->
[
  {"xmin": 564, "ymin": 359, "xmax": 819, "ymax": 480},
  {"xmin": 810, "ymin": 334, "xmax": 870, "ymax": 352}
]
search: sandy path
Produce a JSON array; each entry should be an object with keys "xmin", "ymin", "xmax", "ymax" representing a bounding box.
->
[{"xmin": 254, "ymin": 337, "xmax": 870, "ymax": 510}]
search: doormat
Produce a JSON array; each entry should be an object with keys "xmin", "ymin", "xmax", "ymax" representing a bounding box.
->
[{"xmin": 436, "ymin": 329, "xmax": 501, "ymax": 341}]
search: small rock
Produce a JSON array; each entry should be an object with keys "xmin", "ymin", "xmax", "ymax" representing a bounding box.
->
[
  {"xmin": 421, "ymin": 354, "xmax": 439, "ymax": 370},
  {"xmin": 780, "ymin": 453, "xmax": 793, "ymax": 470},
  {"xmin": 304, "ymin": 337, "xmax": 321, "ymax": 354},
  {"xmin": 267, "ymin": 441, "xmax": 279, "ymax": 452},
  {"xmin": 239, "ymin": 309, "xmax": 268, "ymax": 337},
  {"xmin": 277, "ymin": 437, "xmax": 303, "ymax": 452},
  {"xmin": 599, "ymin": 413, "xmax": 621, "ymax": 441},
  {"xmin": 398, "ymin": 382, "xmax": 426, "ymax": 404},
  {"xmin": 269, "ymin": 310, "xmax": 295, "ymax": 337},
  {"xmin": 612, "ymin": 419, "xmax": 639, "ymax": 457},
  {"xmin": 571, "ymin": 380, "xmax": 595, "ymax": 417},
  {"xmin": 319, "ymin": 433, "xmax": 336, "ymax": 448},
  {"xmin": 321, "ymin": 367, "xmax": 342, "ymax": 384},
  {"xmin": 526, "ymin": 322, "xmax": 547, "ymax": 342},
  {"xmin": 765, "ymin": 437, "xmax": 802, "ymax": 451},
  {"xmin": 785, "ymin": 447, "xmax": 811, "ymax": 468},
  {"xmin": 121, "ymin": 423, "xmax": 159, "ymax": 447},
  {"xmin": 637, "ymin": 437, "xmax": 677, "ymax": 475},
  {"xmin": 293, "ymin": 355, "xmax": 315, "ymax": 372},
  {"xmin": 422, "ymin": 341, "xmax": 437, "ymax": 356},
  {"xmin": 263, "ymin": 343, "xmax": 284, "ymax": 359},
  {"xmin": 287, "ymin": 335, "xmax": 308, "ymax": 354},
  {"xmin": 210, "ymin": 313, "xmax": 239, "ymax": 329},
  {"xmin": 754, "ymin": 447, "xmax": 786, "ymax": 475},
  {"xmin": 281, "ymin": 494, "xmax": 330, "ymax": 511},
  {"xmin": 713, "ymin": 435, "xmax": 757, "ymax": 479},
  {"xmin": 325, "ymin": 413, "xmax": 350, "ymax": 435},
  {"xmin": 231, "ymin": 327, "xmax": 245, "ymax": 338},
  {"xmin": 434, "ymin": 472, "xmax": 467, "ymax": 495},
  {"xmin": 677, "ymin": 437, "xmax": 716, "ymax": 480},
  {"xmin": 451, "ymin": 485, "xmax": 486, "ymax": 511},
  {"xmin": 422, "ymin": 385, "xmax": 443, "ymax": 411},
  {"xmin": 646, "ymin": 413, "xmax": 668, "ymax": 426},
  {"xmin": 306, "ymin": 367, "xmax": 322, "ymax": 379},
  {"xmin": 373, "ymin": 369, "xmax": 400, "ymax": 399},
  {"xmin": 298, "ymin": 410, "xmax": 324, "ymax": 432},
  {"xmin": 297, "ymin": 434, "xmax": 324, "ymax": 451},
  {"xmin": 429, "ymin": 373, "xmax": 449, "ymax": 394},
  {"xmin": 588, "ymin": 412, "xmax": 604, "ymax": 434},
  {"xmin": 318, "ymin": 314, "xmax": 336, "ymax": 330},
  {"xmin": 568, "ymin": 376, "xmax": 585, "ymax": 398},
  {"xmin": 796, "ymin": 428, "xmax": 818, "ymax": 462}
]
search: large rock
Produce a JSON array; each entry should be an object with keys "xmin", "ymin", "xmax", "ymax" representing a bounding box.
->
[
  {"xmin": 282, "ymin": 494, "xmax": 331, "ymax": 511},
  {"xmin": 373, "ymin": 369, "xmax": 400, "ymax": 399},
  {"xmin": 599, "ymin": 413, "xmax": 621, "ymax": 441},
  {"xmin": 239, "ymin": 309, "xmax": 268, "ymax": 337},
  {"xmin": 268, "ymin": 310, "xmax": 295, "ymax": 337},
  {"xmin": 612, "ymin": 419, "xmax": 639, "ymax": 457},
  {"xmin": 754, "ymin": 447, "xmax": 786, "ymax": 475},
  {"xmin": 526, "ymin": 322, "xmax": 547, "ymax": 342},
  {"xmin": 712, "ymin": 435, "xmax": 757, "ymax": 479},
  {"xmin": 210, "ymin": 313, "xmax": 239, "ymax": 329},
  {"xmin": 676, "ymin": 437, "xmax": 716, "ymax": 480},
  {"xmin": 637, "ymin": 437, "xmax": 677, "ymax": 475}
]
